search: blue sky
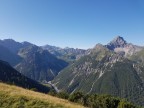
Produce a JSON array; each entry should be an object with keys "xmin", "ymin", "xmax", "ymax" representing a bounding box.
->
[{"xmin": 0, "ymin": 0, "xmax": 144, "ymax": 49}]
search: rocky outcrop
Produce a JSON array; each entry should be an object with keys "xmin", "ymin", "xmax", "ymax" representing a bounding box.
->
[{"xmin": 106, "ymin": 36, "xmax": 144, "ymax": 56}]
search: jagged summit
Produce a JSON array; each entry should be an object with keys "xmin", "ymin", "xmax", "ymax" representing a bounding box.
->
[
  {"xmin": 105, "ymin": 36, "xmax": 144, "ymax": 56},
  {"xmin": 106, "ymin": 36, "xmax": 127, "ymax": 50},
  {"xmin": 111, "ymin": 36, "xmax": 127, "ymax": 44}
]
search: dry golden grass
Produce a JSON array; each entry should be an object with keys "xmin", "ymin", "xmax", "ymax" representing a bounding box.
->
[{"xmin": 0, "ymin": 82, "xmax": 85, "ymax": 108}]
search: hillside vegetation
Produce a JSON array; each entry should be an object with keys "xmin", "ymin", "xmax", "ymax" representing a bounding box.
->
[
  {"xmin": 0, "ymin": 60, "xmax": 50, "ymax": 93},
  {"xmin": 0, "ymin": 83, "xmax": 140, "ymax": 108},
  {"xmin": 0, "ymin": 83, "xmax": 84, "ymax": 108}
]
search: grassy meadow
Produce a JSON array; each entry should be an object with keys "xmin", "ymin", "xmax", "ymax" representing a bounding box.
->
[{"xmin": 0, "ymin": 82, "xmax": 84, "ymax": 108}]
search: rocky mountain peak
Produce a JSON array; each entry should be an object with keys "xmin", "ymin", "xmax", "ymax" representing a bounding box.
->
[
  {"xmin": 106, "ymin": 36, "xmax": 127, "ymax": 50},
  {"xmin": 111, "ymin": 36, "xmax": 126, "ymax": 44}
]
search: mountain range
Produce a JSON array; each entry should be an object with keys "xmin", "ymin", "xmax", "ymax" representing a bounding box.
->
[
  {"xmin": 42, "ymin": 45, "xmax": 88, "ymax": 62},
  {"xmin": 15, "ymin": 45, "xmax": 68, "ymax": 81},
  {"xmin": 0, "ymin": 36, "xmax": 144, "ymax": 106},
  {"xmin": 52, "ymin": 36, "xmax": 144, "ymax": 106},
  {"xmin": 0, "ymin": 39, "xmax": 69, "ymax": 81}
]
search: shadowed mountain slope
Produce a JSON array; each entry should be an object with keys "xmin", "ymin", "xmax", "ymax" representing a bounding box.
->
[
  {"xmin": 16, "ymin": 45, "xmax": 68, "ymax": 82},
  {"xmin": 0, "ymin": 60, "xmax": 51, "ymax": 93}
]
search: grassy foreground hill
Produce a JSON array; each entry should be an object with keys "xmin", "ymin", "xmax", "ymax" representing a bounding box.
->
[
  {"xmin": 0, "ymin": 83, "xmax": 84, "ymax": 108},
  {"xmin": 0, "ymin": 83, "xmax": 140, "ymax": 108}
]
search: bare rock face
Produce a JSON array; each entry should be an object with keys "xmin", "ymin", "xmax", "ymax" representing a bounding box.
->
[
  {"xmin": 114, "ymin": 43, "xmax": 143, "ymax": 56},
  {"xmin": 106, "ymin": 36, "xmax": 127, "ymax": 50},
  {"xmin": 106, "ymin": 36, "xmax": 144, "ymax": 56}
]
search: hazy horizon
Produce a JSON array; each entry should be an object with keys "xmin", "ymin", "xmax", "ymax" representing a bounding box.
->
[
  {"xmin": 0, "ymin": 0, "xmax": 144, "ymax": 49},
  {"xmin": 1, "ymin": 35, "xmax": 144, "ymax": 50}
]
